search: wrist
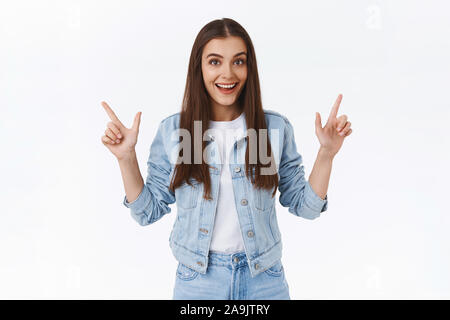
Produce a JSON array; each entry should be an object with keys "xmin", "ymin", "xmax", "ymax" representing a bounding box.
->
[
  {"xmin": 318, "ymin": 147, "xmax": 335, "ymax": 161},
  {"xmin": 117, "ymin": 149, "xmax": 137, "ymax": 162}
]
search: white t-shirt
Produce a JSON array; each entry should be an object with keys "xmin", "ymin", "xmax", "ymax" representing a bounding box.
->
[{"xmin": 208, "ymin": 111, "xmax": 246, "ymax": 254}]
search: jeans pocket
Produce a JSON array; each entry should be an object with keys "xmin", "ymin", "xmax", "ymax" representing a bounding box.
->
[
  {"xmin": 176, "ymin": 262, "xmax": 200, "ymax": 281},
  {"xmin": 264, "ymin": 260, "xmax": 283, "ymax": 277}
]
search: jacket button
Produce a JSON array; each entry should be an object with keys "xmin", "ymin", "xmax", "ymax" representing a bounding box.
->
[
  {"xmin": 199, "ymin": 228, "xmax": 208, "ymax": 234},
  {"xmin": 197, "ymin": 261, "xmax": 204, "ymax": 266},
  {"xmin": 234, "ymin": 167, "xmax": 241, "ymax": 173},
  {"xmin": 233, "ymin": 257, "xmax": 239, "ymax": 263},
  {"xmin": 241, "ymin": 199, "xmax": 248, "ymax": 206},
  {"xmin": 255, "ymin": 263, "xmax": 260, "ymax": 270},
  {"xmin": 247, "ymin": 230, "xmax": 254, "ymax": 237}
]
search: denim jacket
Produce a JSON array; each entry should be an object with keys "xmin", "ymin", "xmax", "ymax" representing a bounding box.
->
[{"xmin": 123, "ymin": 109, "xmax": 328, "ymax": 278}]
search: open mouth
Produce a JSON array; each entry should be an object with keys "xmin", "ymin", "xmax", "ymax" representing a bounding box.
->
[{"xmin": 215, "ymin": 82, "xmax": 238, "ymax": 94}]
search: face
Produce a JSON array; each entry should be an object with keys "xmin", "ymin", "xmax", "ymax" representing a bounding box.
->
[{"xmin": 201, "ymin": 36, "xmax": 248, "ymax": 111}]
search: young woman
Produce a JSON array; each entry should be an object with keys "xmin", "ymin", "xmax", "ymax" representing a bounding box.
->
[{"xmin": 101, "ymin": 18, "xmax": 352, "ymax": 300}]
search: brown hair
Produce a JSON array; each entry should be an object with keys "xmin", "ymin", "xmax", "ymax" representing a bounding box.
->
[{"xmin": 169, "ymin": 18, "xmax": 278, "ymax": 200}]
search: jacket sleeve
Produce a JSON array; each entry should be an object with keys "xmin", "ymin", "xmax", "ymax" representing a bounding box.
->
[
  {"xmin": 123, "ymin": 120, "xmax": 176, "ymax": 226},
  {"xmin": 278, "ymin": 117, "xmax": 328, "ymax": 220}
]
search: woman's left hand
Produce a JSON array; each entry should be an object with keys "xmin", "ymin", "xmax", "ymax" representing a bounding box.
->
[{"xmin": 314, "ymin": 94, "xmax": 352, "ymax": 158}]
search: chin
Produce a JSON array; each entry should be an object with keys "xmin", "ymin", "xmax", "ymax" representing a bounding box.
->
[{"xmin": 216, "ymin": 98, "xmax": 237, "ymax": 106}]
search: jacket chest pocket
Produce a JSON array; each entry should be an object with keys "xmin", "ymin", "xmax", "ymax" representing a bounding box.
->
[
  {"xmin": 176, "ymin": 179, "xmax": 201, "ymax": 210},
  {"xmin": 254, "ymin": 187, "xmax": 275, "ymax": 212}
]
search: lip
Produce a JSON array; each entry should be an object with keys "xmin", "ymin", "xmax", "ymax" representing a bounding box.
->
[
  {"xmin": 215, "ymin": 82, "xmax": 239, "ymax": 95},
  {"xmin": 216, "ymin": 82, "xmax": 238, "ymax": 85}
]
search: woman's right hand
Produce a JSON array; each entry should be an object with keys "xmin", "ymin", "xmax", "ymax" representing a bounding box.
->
[{"xmin": 101, "ymin": 101, "xmax": 142, "ymax": 160}]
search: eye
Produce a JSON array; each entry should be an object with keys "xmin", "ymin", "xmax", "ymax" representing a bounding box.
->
[{"xmin": 208, "ymin": 58, "xmax": 246, "ymax": 66}]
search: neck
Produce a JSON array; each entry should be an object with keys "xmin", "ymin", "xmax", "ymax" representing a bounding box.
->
[{"xmin": 210, "ymin": 100, "xmax": 242, "ymax": 121}]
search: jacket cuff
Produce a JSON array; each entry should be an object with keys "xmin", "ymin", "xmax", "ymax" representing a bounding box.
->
[
  {"xmin": 123, "ymin": 185, "xmax": 151, "ymax": 212},
  {"xmin": 304, "ymin": 181, "xmax": 328, "ymax": 213}
]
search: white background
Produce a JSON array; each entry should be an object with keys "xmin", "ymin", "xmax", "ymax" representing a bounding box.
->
[{"xmin": 1, "ymin": 0, "xmax": 449, "ymax": 299}]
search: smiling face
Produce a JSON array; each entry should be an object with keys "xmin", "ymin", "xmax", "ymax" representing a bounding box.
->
[{"xmin": 201, "ymin": 36, "xmax": 248, "ymax": 119}]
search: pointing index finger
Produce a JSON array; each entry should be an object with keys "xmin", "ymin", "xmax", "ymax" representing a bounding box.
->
[
  {"xmin": 329, "ymin": 94, "xmax": 343, "ymax": 120},
  {"xmin": 101, "ymin": 101, "xmax": 125, "ymax": 128}
]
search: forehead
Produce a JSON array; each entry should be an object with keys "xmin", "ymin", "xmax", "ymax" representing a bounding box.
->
[{"xmin": 202, "ymin": 36, "xmax": 247, "ymax": 58}]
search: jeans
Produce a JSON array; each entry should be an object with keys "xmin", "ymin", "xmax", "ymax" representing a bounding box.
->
[{"xmin": 172, "ymin": 250, "xmax": 290, "ymax": 300}]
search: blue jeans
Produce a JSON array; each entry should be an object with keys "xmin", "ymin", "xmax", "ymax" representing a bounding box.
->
[{"xmin": 172, "ymin": 251, "xmax": 290, "ymax": 300}]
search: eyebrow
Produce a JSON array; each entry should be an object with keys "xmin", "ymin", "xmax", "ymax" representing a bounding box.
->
[{"xmin": 206, "ymin": 51, "xmax": 247, "ymax": 59}]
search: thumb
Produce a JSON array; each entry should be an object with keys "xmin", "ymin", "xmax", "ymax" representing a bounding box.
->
[
  {"xmin": 315, "ymin": 112, "xmax": 322, "ymax": 131},
  {"xmin": 132, "ymin": 111, "xmax": 142, "ymax": 131}
]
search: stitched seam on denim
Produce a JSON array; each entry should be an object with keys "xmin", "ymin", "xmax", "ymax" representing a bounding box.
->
[
  {"xmin": 269, "ymin": 209, "xmax": 277, "ymax": 243},
  {"xmin": 265, "ymin": 269, "xmax": 282, "ymax": 277},
  {"xmin": 160, "ymin": 112, "xmax": 180, "ymax": 124},
  {"xmin": 172, "ymin": 240, "xmax": 204, "ymax": 256},
  {"xmin": 263, "ymin": 109, "xmax": 287, "ymax": 121},
  {"xmin": 303, "ymin": 201, "xmax": 322, "ymax": 214},
  {"xmin": 176, "ymin": 185, "xmax": 197, "ymax": 210},
  {"xmin": 241, "ymin": 174, "xmax": 256, "ymax": 257},
  {"xmin": 176, "ymin": 264, "xmax": 199, "ymax": 281},
  {"xmin": 255, "ymin": 197, "xmax": 274, "ymax": 212},
  {"xmin": 256, "ymin": 239, "xmax": 281, "ymax": 257},
  {"xmin": 198, "ymin": 197, "xmax": 206, "ymax": 243},
  {"xmin": 264, "ymin": 260, "xmax": 283, "ymax": 276}
]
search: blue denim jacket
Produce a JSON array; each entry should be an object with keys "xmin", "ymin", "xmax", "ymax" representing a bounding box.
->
[{"xmin": 123, "ymin": 109, "xmax": 328, "ymax": 278}]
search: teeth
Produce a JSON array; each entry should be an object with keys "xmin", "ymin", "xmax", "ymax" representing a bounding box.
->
[{"xmin": 216, "ymin": 83, "xmax": 237, "ymax": 89}]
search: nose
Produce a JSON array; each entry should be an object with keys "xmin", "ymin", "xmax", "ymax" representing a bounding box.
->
[{"xmin": 221, "ymin": 62, "xmax": 234, "ymax": 79}]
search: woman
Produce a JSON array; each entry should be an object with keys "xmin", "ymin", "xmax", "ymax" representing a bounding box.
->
[{"xmin": 101, "ymin": 18, "xmax": 352, "ymax": 300}]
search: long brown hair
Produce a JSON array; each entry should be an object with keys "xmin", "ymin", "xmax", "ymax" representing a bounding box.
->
[{"xmin": 169, "ymin": 18, "xmax": 278, "ymax": 200}]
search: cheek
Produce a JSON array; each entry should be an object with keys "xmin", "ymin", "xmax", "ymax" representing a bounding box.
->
[
  {"xmin": 201, "ymin": 64, "xmax": 209, "ymax": 79},
  {"xmin": 237, "ymin": 67, "xmax": 248, "ymax": 82},
  {"xmin": 202, "ymin": 69, "xmax": 217, "ymax": 86},
  {"xmin": 201, "ymin": 69, "xmax": 216, "ymax": 95}
]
